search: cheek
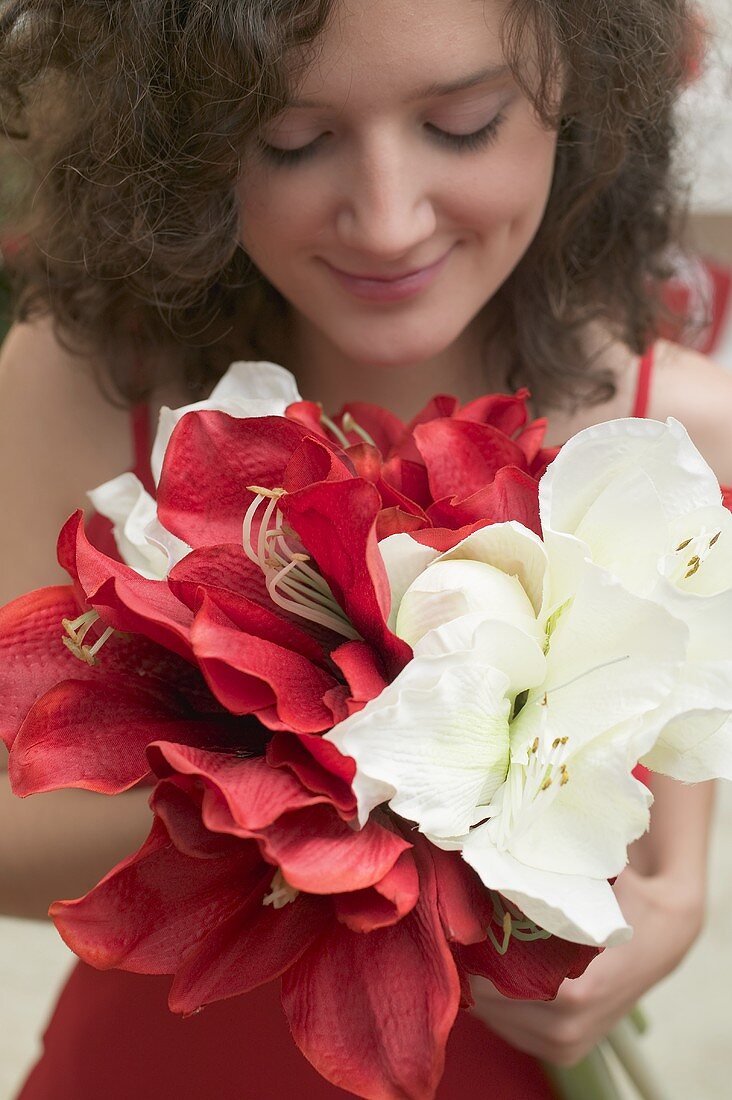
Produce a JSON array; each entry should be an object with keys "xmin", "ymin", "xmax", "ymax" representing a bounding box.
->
[
  {"xmin": 239, "ymin": 171, "xmax": 325, "ymax": 263},
  {"xmin": 455, "ymin": 130, "xmax": 558, "ymax": 238}
]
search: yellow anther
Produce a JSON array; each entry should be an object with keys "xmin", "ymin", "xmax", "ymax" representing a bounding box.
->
[
  {"xmin": 247, "ymin": 485, "xmax": 286, "ymax": 500},
  {"xmin": 61, "ymin": 611, "xmax": 115, "ymax": 666},
  {"xmin": 541, "ymin": 777, "xmax": 553, "ymax": 791},
  {"xmin": 531, "ymin": 737, "xmax": 540, "ymax": 755},
  {"xmin": 560, "ymin": 765, "xmax": 570, "ymax": 786},
  {"xmin": 686, "ymin": 555, "xmax": 701, "ymax": 568},
  {"xmin": 560, "ymin": 736, "xmax": 569, "ymax": 745},
  {"xmin": 676, "ymin": 538, "xmax": 693, "ymax": 551},
  {"xmin": 710, "ymin": 532, "xmax": 721, "ymax": 548},
  {"xmin": 685, "ymin": 561, "xmax": 701, "ymax": 579}
]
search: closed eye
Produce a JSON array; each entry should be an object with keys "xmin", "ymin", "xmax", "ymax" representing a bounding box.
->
[{"xmin": 258, "ymin": 112, "xmax": 507, "ymax": 167}]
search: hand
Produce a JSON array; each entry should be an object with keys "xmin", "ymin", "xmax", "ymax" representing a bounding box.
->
[{"xmin": 470, "ymin": 866, "xmax": 705, "ymax": 1067}]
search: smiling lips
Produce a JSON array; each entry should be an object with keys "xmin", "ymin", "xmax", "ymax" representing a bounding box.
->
[{"xmin": 325, "ymin": 246, "xmax": 455, "ymax": 302}]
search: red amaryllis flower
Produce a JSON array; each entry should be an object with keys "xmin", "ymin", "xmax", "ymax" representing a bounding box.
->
[
  {"xmin": 49, "ymin": 740, "xmax": 596, "ymax": 1100},
  {"xmin": 0, "ymin": 584, "xmax": 242, "ymax": 795},
  {"xmin": 285, "ymin": 387, "xmax": 555, "ymax": 537}
]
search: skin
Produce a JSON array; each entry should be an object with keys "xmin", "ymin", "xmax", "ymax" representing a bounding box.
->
[{"xmin": 1, "ymin": 0, "xmax": 731, "ymax": 1074}]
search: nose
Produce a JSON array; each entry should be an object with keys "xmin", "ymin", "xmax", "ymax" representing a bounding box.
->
[{"xmin": 335, "ymin": 130, "xmax": 438, "ymax": 262}]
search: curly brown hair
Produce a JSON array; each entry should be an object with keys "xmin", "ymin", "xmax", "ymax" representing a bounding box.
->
[{"xmin": 0, "ymin": 0, "xmax": 694, "ymax": 413}]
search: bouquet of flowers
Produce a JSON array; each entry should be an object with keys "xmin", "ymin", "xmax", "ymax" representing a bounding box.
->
[{"xmin": 1, "ymin": 361, "xmax": 731, "ymax": 1100}]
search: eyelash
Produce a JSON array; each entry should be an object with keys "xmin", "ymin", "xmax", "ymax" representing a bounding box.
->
[{"xmin": 258, "ymin": 112, "xmax": 507, "ymax": 167}]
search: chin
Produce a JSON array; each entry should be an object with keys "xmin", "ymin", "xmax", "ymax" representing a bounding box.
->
[{"xmin": 330, "ymin": 324, "xmax": 462, "ymax": 371}]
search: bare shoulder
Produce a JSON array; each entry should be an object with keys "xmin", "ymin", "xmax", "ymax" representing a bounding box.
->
[
  {"xmin": 649, "ymin": 339, "xmax": 732, "ymax": 485},
  {"xmin": 0, "ymin": 316, "xmax": 133, "ymax": 600}
]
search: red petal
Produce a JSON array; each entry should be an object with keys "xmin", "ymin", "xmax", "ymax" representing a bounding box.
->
[
  {"xmin": 191, "ymin": 596, "xmax": 338, "ymax": 732},
  {"xmin": 283, "ymin": 436, "xmax": 354, "ymax": 491},
  {"xmin": 147, "ymin": 743, "xmax": 328, "ymax": 829},
  {"xmin": 415, "ymin": 419, "xmax": 528, "ymax": 502},
  {"xmin": 344, "ymin": 442, "xmax": 384, "ymax": 483},
  {"xmin": 516, "ymin": 418, "xmax": 549, "ymax": 465},
  {"xmin": 429, "ymin": 844, "xmax": 494, "ymax": 946},
  {"xmin": 169, "ymin": 544, "xmax": 332, "ymax": 662},
  {"xmin": 151, "ymin": 779, "xmax": 245, "ymax": 859},
  {"xmin": 266, "ymin": 731, "xmax": 357, "ymax": 816},
  {"xmin": 285, "ymin": 399, "xmax": 330, "ymax": 438},
  {"xmin": 339, "ymin": 401, "xmax": 406, "ymax": 454},
  {"xmin": 376, "ymin": 507, "xmax": 430, "ymax": 540},
  {"xmin": 408, "ymin": 520, "xmax": 494, "ymax": 553},
  {"xmin": 251, "ymin": 805, "xmax": 412, "ymax": 895},
  {"xmin": 50, "ymin": 815, "xmax": 258, "ymax": 974},
  {"xmin": 530, "ymin": 445, "xmax": 561, "ymax": 481},
  {"xmin": 459, "ymin": 920, "xmax": 598, "ymax": 1001},
  {"xmin": 381, "ymin": 456, "xmax": 432, "ymax": 509},
  {"xmin": 58, "ymin": 513, "xmax": 194, "ymax": 659},
  {"xmin": 457, "ymin": 390, "xmax": 530, "ymax": 435},
  {"xmin": 334, "ymin": 849, "xmax": 419, "ymax": 932},
  {"xmin": 331, "ymin": 640, "xmax": 388, "ymax": 706},
  {"xmin": 281, "ymin": 479, "xmax": 412, "ymax": 676},
  {"xmin": 169, "ymin": 889, "xmax": 329, "ymax": 1015},
  {"xmin": 404, "ymin": 394, "xmax": 460, "ymax": 437},
  {"xmin": 282, "ymin": 840, "xmax": 460, "ymax": 1100},
  {"xmin": 9, "ymin": 679, "xmax": 236, "ymax": 796},
  {"xmin": 157, "ymin": 412, "xmax": 309, "ymax": 547},
  {"xmin": 426, "ymin": 466, "xmax": 541, "ymax": 536}
]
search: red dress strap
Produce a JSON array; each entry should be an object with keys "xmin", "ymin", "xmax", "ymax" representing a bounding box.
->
[
  {"xmin": 631, "ymin": 345, "xmax": 656, "ymax": 419},
  {"xmin": 130, "ymin": 403, "xmax": 155, "ymax": 494}
]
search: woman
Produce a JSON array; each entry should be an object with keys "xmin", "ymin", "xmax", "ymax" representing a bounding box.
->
[{"xmin": 0, "ymin": 0, "xmax": 729, "ymax": 1095}]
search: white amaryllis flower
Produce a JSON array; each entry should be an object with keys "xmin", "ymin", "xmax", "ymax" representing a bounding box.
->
[
  {"xmin": 540, "ymin": 417, "xmax": 732, "ymax": 781},
  {"xmin": 88, "ymin": 360, "xmax": 300, "ymax": 578},
  {"xmin": 326, "ymin": 523, "xmax": 689, "ymax": 946}
]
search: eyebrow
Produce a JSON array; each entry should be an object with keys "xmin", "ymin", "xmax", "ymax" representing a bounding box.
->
[{"xmin": 285, "ymin": 63, "xmax": 511, "ymax": 109}]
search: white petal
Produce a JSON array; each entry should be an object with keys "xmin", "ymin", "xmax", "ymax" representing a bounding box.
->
[
  {"xmin": 662, "ymin": 506, "xmax": 732, "ymax": 597},
  {"xmin": 150, "ymin": 360, "xmax": 300, "ymax": 484},
  {"xmin": 643, "ymin": 710, "xmax": 732, "ymax": 782},
  {"xmin": 208, "ymin": 360, "xmax": 300, "ymax": 406},
  {"xmin": 462, "ymin": 832, "xmax": 632, "ymax": 947},
  {"xmin": 414, "ymin": 614, "xmax": 546, "ymax": 695},
  {"xmin": 379, "ymin": 534, "xmax": 439, "ymax": 633},
  {"xmin": 396, "ymin": 558, "xmax": 543, "ymax": 651},
  {"xmin": 541, "ymin": 417, "xmax": 722, "ymax": 537},
  {"xmin": 572, "ymin": 466, "xmax": 669, "ymax": 596},
  {"xmin": 143, "ymin": 516, "xmax": 192, "ymax": 573},
  {"xmin": 545, "ymin": 559, "xmax": 687, "ymax": 697},
  {"xmin": 638, "ymin": 662, "xmax": 732, "ymax": 781},
  {"xmin": 507, "ymin": 733, "xmax": 653, "ymax": 878},
  {"xmin": 438, "ymin": 522, "xmax": 549, "ymax": 616},
  {"xmin": 87, "ymin": 474, "xmax": 171, "ymax": 578},
  {"xmin": 325, "ymin": 656, "xmax": 512, "ymax": 837},
  {"xmin": 649, "ymin": 578, "xmax": 732, "ymax": 662}
]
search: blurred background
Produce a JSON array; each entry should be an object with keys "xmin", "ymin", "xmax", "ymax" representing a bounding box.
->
[{"xmin": 0, "ymin": 1, "xmax": 731, "ymax": 1098}]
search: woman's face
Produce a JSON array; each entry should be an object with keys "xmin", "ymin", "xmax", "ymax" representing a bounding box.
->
[{"xmin": 237, "ymin": 0, "xmax": 559, "ymax": 370}]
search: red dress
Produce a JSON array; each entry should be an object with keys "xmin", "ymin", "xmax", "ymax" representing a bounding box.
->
[{"xmin": 16, "ymin": 350, "xmax": 658, "ymax": 1100}]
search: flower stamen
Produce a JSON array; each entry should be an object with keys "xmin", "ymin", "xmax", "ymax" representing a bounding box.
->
[
  {"xmin": 486, "ymin": 893, "xmax": 552, "ymax": 954},
  {"xmin": 672, "ymin": 526, "xmax": 722, "ymax": 583},
  {"xmin": 61, "ymin": 610, "xmax": 115, "ymax": 665},
  {"xmin": 317, "ymin": 408, "xmax": 350, "ymax": 448},
  {"xmin": 243, "ymin": 487, "xmax": 362, "ymax": 640},
  {"xmin": 263, "ymin": 868, "xmax": 300, "ymax": 909},
  {"xmin": 341, "ymin": 412, "xmax": 377, "ymax": 448}
]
